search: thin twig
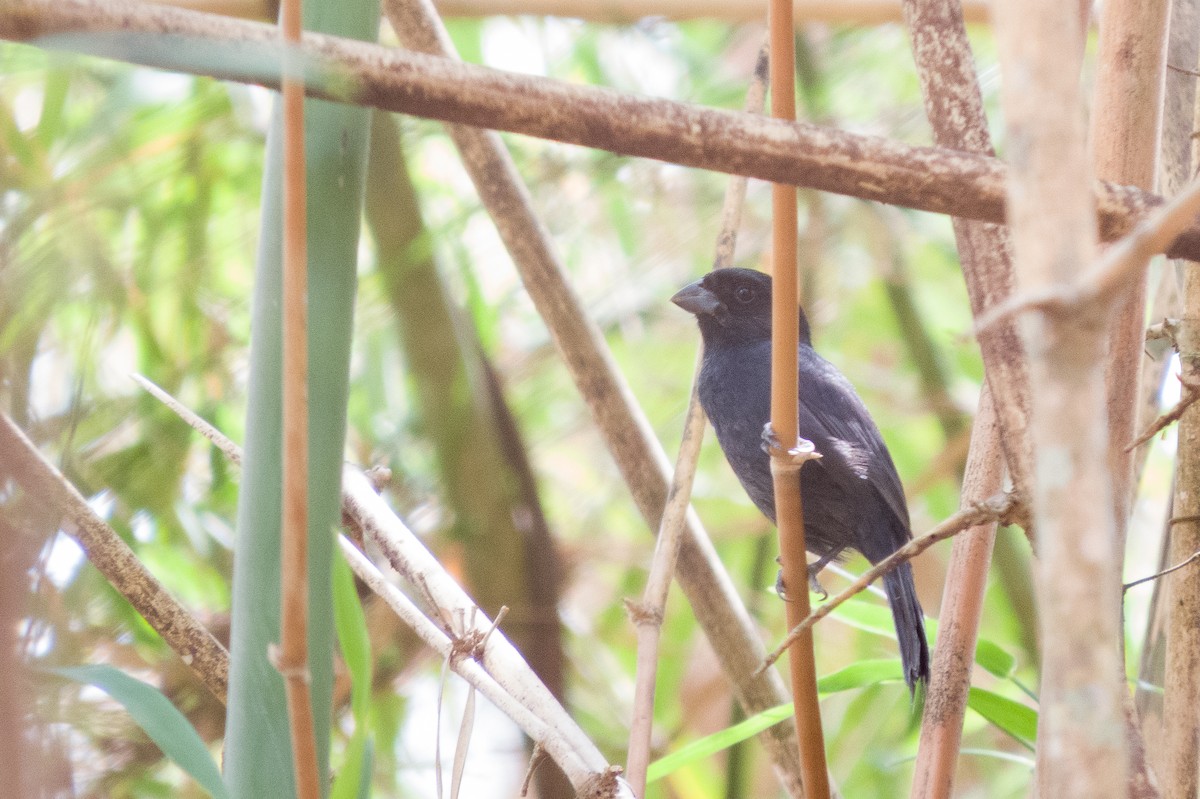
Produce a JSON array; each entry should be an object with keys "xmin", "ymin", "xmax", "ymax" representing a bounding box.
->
[
  {"xmin": 757, "ymin": 493, "xmax": 1017, "ymax": 675},
  {"xmin": 1124, "ymin": 548, "xmax": 1200, "ymax": 591},
  {"xmin": 624, "ymin": 39, "xmax": 768, "ymax": 798},
  {"xmin": 1168, "ymin": 62, "xmax": 1200, "ymax": 78},
  {"xmin": 1126, "ymin": 374, "xmax": 1200, "ymax": 451}
]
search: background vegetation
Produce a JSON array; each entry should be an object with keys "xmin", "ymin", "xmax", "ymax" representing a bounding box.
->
[{"xmin": 0, "ymin": 6, "xmax": 1179, "ymax": 798}]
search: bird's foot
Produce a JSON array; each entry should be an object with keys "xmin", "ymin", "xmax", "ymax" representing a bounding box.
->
[
  {"xmin": 773, "ymin": 556, "xmax": 832, "ymax": 601},
  {"xmin": 760, "ymin": 422, "xmax": 821, "ymax": 473},
  {"xmin": 807, "ymin": 565, "xmax": 829, "ymax": 601}
]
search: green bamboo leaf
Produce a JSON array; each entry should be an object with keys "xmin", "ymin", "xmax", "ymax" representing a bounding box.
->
[
  {"xmin": 967, "ymin": 687, "xmax": 1037, "ymax": 751},
  {"xmin": 646, "ymin": 703, "xmax": 793, "ymax": 784},
  {"xmin": 332, "ymin": 546, "xmax": 372, "ymax": 722},
  {"xmin": 817, "ymin": 658, "xmax": 905, "ymax": 691},
  {"xmin": 52, "ymin": 665, "xmax": 229, "ymax": 799},
  {"xmin": 974, "ymin": 638, "xmax": 1017, "ymax": 679}
]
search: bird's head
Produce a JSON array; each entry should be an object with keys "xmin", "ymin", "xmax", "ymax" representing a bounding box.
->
[{"xmin": 671, "ymin": 268, "xmax": 811, "ymax": 347}]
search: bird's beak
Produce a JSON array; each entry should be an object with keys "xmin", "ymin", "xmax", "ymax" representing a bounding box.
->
[{"xmin": 671, "ymin": 280, "xmax": 722, "ymax": 317}]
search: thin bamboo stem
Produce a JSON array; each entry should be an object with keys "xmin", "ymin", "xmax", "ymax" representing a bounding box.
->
[
  {"xmin": 277, "ymin": 0, "xmax": 319, "ymax": 793},
  {"xmin": 768, "ymin": 0, "xmax": 829, "ymax": 795},
  {"xmin": 1091, "ymin": 0, "xmax": 1170, "ymax": 540},
  {"xmin": 895, "ymin": 1, "xmax": 1018, "ymax": 794},
  {"xmin": 625, "ymin": 41, "xmax": 767, "ymax": 798}
]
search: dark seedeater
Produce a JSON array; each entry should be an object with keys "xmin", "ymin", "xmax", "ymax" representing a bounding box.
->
[{"xmin": 673, "ymin": 267, "xmax": 930, "ymax": 691}]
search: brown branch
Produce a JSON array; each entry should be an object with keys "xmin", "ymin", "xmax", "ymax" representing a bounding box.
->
[
  {"xmin": 757, "ymin": 493, "xmax": 1017, "ymax": 674},
  {"xmin": 4, "ymin": 0, "xmax": 1200, "ymax": 260},
  {"xmin": 432, "ymin": 0, "xmax": 993, "ymax": 25},
  {"xmin": 993, "ymin": 0, "xmax": 1131, "ymax": 791},
  {"xmin": 896, "ymin": 4, "xmax": 1024, "ymax": 794},
  {"xmin": 0, "ymin": 413, "xmax": 230, "ymax": 703},
  {"xmin": 1090, "ymin": 0, "xmax": 1170, "ymax": 542}
]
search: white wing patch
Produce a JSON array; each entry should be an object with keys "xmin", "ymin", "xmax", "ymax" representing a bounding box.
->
[{"xmin": 828, "ymin": 438, "xmax": 870, "ymax": 479}]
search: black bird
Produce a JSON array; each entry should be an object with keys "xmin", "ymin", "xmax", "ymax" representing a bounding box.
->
[{"xmin": 672, "ymin": 267, "xmax": 930, "ymax": 691}]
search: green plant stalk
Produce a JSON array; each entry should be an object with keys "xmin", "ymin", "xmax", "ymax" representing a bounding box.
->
[{"xmin": 223, "ymin": 2, "xmax": 378, "ymax": 795}]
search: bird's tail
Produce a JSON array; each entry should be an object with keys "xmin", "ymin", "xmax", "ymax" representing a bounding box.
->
[{"xmin": 883, "ymin": 563, "xmax": 930, "ymax": 693}]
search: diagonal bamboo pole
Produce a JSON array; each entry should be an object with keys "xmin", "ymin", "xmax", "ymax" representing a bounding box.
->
[
  {"xmin": 897, "ymin": 1, "xmax": 1018, "ymax": 795},
  {"xmin": 380, "ymin": 0, "xmax": 805, "ymax": 790}
]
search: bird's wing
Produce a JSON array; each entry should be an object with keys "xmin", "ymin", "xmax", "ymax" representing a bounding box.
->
[{"xmin": 796, "ymin": 348, "xmax": 910, "ymax": 533}]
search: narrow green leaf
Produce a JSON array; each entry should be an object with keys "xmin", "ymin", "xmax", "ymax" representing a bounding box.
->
[
  {"xmin": 333, "ymin": 545, "xmax": 372, "ymax": 722},
  {"xmin": 817, "ymin": 658, "xmax": 905, "ymax": 692},
  {"xmin": 52, "ymin": 665, "xmax": 229, "ymax": 799},
  {"xmin": 331, "ymin": 732, "xmax": 374, "ymax": 799},
  {"xmin": 974, "ymin": 638, "xmax": 1017, "ymax": 679},
  {"xmin": 646, "ymin": 703, "xmax": 793, "ymax": 784},
  {"xmin": 330, "ymin": 546, "xmax": 375, "ymax": 799},
  {"xmin": 967, "ymin": 687, "xmax": 1037, "ymax": 751}
]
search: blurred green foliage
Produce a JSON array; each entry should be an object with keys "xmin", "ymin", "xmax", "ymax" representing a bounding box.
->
[{"xmin": 0, "ymin": 16, "xmax": 1065, "ymax": 799}]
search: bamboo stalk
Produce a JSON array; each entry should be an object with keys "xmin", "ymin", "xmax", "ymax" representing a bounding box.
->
[
  {"xmin": 432, "ymin": 0, "xmax": 991, "ymax": 24},
  {"xmin": 991, "ymin": 0, "xmax": 1130, "ymax": 795},
  {"xmin": 767, "ymin": 0, "xmax": 829, "ymax": 795},
  {"xmin": 1149, "ymin": 2, "xmax": 1200, "ymax": 793},
  {"xmin": 277, "ymin": 0, "xmax": 320, "ymax": 793},
  {"xmin": 624, "ymin": 40, "xmax": 767, "ymax": 798}
]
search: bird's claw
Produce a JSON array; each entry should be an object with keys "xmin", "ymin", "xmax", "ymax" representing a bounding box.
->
[
  {"xmin": 773, "ymin": 557, "xmax": 830, "ymax": 602},
  {"xmin": 761, "ymin": 422, "xmax": 821, "ymax": 472}
]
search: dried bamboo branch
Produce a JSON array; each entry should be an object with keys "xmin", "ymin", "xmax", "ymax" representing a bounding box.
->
[
  {"xmin": 624, "ymin": 382, "xmax": 706, "ymax": 798},
  {"xmin": 131, "ymin": 376, "xmax": 632, "ymax": 795},
  {"xmin": 432, "ymin": 0, "xmax": 992, "ymax": 24},
  {"xmin": 767, "ymin": 0, "xmax": 829, "ymax": 793},
  {"xmin": 276, "ymin": 0, "xmax": 319, "ymax": 794},
  {"xmin": 975, "ymin": 171, "xmax": 1200, "ymax": 333},
  {"xmin": 5, "ymin": 0, "xmax": 1200, "ymax": 260},
  {"xmin": 147, "ymin": 0, "xmax": 993, "ymax": 24},
  {"xmin": 914, "ymin": 387, "xmax": 1004, "ymax": 799},
  {"xmin": 0, "ymin": 413, "xmax": 230, "ymax": 704},
  {"xmin": 1162, "ymin": 45, "xmax": 1200, "ymax": 796}
]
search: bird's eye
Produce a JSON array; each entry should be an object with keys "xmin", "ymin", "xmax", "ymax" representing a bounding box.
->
[{"xmin": 735, "ymin": 286, "xmax": 754, "ymax": 303}]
